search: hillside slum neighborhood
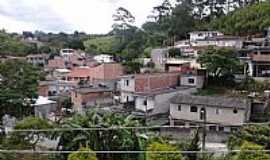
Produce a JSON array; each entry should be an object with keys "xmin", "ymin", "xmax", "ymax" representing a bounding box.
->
[{"xmin": 2, "ymin": 28, "xmax": 270, "ymax": 150}]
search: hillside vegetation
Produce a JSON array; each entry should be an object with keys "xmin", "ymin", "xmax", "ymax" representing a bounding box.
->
[{"xmin": 210, "ymin": 2, "xmax": 270, "ymax": 35}]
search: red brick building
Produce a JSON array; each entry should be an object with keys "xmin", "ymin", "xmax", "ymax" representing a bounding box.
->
[
  {"xmin": 91, "ymin": 63, "xmax": 124, "ymax": 82},
  {"xmin": 67, "ymin": 67, "xmax": 92, "ymax": 82},
  {"xmin": 134, "ymin": 72, "xmax": 180, "ymax": 92},
  {"xmin": 67, "ymin": 63, "xmax": 123, "ymax": 83}
]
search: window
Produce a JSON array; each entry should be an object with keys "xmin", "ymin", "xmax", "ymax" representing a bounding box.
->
[
  {"xmin": 209, "ymin": 126, "xmax": 217, "ymax": 131},
  {"xmin": 216, "ymin": 108, "xmax": 221, "ymax": 115},
  {"xmin": 143, "ymin": 100, "xmax": 147, "ymax": 106},
  {"xmin": 178, "ymin": 105, "xmax": 182, "ymax": 111},
  {"xmin": 190, "ymin": 106, "xmax": 198, "ymax": 112},
  {"xmin": 218, "ymin": 126, "xmax": 224, "ymax": 132},
  {"xmin": 188, "ymin": 78, "xmax": 195, "ymax": 84},
  {"xmin": 212, "ymin": 33, "xmax": 218, "ymax": 36},
  {"xmin": 125, "ymin": 80, "xmax": 129, "ymax": 86},
  {"xmin": 231, "ymin": 127, "xmax": 238, "ymax": 133},
  {"xmin": 233, "ymin": 109, "xmax": 238, "ymax": 114}
]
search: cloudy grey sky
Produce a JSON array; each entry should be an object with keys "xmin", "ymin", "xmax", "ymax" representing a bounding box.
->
[{"xmin": 0, "ymin": 0, "xmax": 166, "ymax": 34}]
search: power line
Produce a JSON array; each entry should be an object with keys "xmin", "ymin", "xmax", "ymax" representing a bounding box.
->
[
  {"xmin": 7, "ymin": 125, "xmax": 202, "ymax": 132},
  {"xmin": 0, "ymin": 149, "xmax": 270, "ymax": 154},
  {"xmin": 3, "ymin": 122, "xmax": 270, "ymax": 133}
]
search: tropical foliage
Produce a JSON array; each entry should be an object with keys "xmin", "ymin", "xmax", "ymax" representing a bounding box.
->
[
  {"xmin": 57, "ymin": 110, "xmax": 142, "ymax": 160},
  {"xmin": 68, "ymin": 147, "xmax": 98, "ymax": 160},
  {"xmin": 0, "ymin": 59, "xmax": 41, "ymax": 118},
  {"xmin": 228, "ymin": 124, "xmax": 270, "ymax": 150},
  {"xmin": 146, "ymin": 141, "xmax": 183, "ymax": 160},
  {"xmin": 236, "ymin": 141, "xmax": 270, "ymax": 160}
]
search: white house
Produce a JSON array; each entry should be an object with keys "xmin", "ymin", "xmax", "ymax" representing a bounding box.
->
[
  {"xmin": 26, "ymin": 54, "xmax": 48, "ymax": 67},
  {"xmin": 169, "ymin": 94, "xmax": 251, "ymax": 132},
  {"xmin": 189, "ymin": 31, "xmax": 223, "ymax": 42},
  {"xmin": 33, "ymin": 96, "xmax": 57, "ymax": 120},
  {"xmin": 180, "ymin": 74, "xmax": 205, "ymax": 88},
  {"xmin": 93, "ymin": 54, "xmax": 114, "ymax": 63},
  {"xmin": 60, "ymin": 48, "xmax": 76, "ymax": 61},
  {"xmin": 134, "ymin": 87, "xmax": 196, "ymax": 114},
  {"xmin": 191, "ymin": 36, "xmax": 243, "ymax": 49}
]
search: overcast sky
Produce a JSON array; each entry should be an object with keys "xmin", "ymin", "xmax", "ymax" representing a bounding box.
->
[{"xmin": 0, "ymin": 0, "xmax": 168, "ymax": 34}]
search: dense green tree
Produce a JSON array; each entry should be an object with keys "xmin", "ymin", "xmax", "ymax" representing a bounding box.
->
[
  {"xmin": 68, "ymin": 147, "xmax": 98, "ymax": 160},
  {"xmin": 112, "ymin": 7, "xmax": 135, "ymax": 43},
  {"xmin": 0, "ymin": 32, "xmax": 36, "ymax": 56},
  {"xmin": 168, "ymin": 48, "xmax": 181, "ymax": 57},
  {"xmin": 122, "ymin": 61, "xmax": 142, "ymax": 74},
  {"xmin": 0, "ymin": 60, "xmax": 40, "ymax": 118},
  {"xmin": 169, "ymin": 1, "xmax": 195, "ymax": 40},
  {"xmin": 210, "ymin": 1, "xmax": 270, "ymax": 36},
  {"xmin": 65, "ymin": 39, "xmax": 85, "ymax": 50},
  {"xmin": 38, "ymin": 45, "xmax": 52, "ymax": 54},
  {"xmin": 3, "ymin": 117, "xmax": 54, "ymax": 150},
  {"xmin": 198, "ymin": 47, "xmax": 241, "ymax": 78},
  {"xmin": 142, "ymin": 22, "xmax": 167, "ymax": 47}
]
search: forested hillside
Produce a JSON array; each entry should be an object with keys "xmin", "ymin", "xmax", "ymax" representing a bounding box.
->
[
  {"xmin": 0, "ymin": 31, "xmax": 36, "ymax": 56},
  {"xmin": 210, "ymin": 2, "xmax": 270, "ymax": 35},
  {"xmin": 1, "ymin": 0, "xmax": 269, "ymax": 59}
]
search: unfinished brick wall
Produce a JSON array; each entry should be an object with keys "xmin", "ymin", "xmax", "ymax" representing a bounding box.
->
[
  {"xmin": 92, "ymin": 63, "xmax": 123, "ymax": 81},
  {"xmin": 134, "ymin": 73, "xmax": 180, "ymax": 92}
]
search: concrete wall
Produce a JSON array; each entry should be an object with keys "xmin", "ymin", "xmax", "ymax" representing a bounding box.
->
[
  {"xmin": 119, "ymin": 77, "xmax": 135, "ymax": 92},
  {"xmin": 135, "ymin": 97, "xmax": 155, "ymax": 111},
  {"xmin": 160, "ymin": 128, "xmax": 230, "ymax": 143},
  {"xmin": 48, "ymin": 84, "xmax": 73, "ymax": 96},
  {"xmin": 180, "ymin": 75, "xmax": 204, "ymax": 88},
  {"xmin": 191, "ymin": 40, "xmax": 242, "ymax": 49},
  {"xmin": 71, "ymin": 91, "xmax": 113, "ymax": 113},
  {"xmin": 35, "ymin": 103, "xmax": 57, "ymax": 120},
  {"xmin": 170, "ymin": 103, "xmax": 247, "ymax": 125},
  {"xmin": 151, "ymin": 48, "xmax": 168, "ymax": 71},
  {"xmin": 135, "ymin": 88, "xmax": 197, "ymax": 114},
  {"xmin": 120, "ymin": 92, "xmax": 135, "ymax": 103}
]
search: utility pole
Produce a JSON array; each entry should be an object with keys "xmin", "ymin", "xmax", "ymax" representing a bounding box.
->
[{"xmin": 201, "ymin": 108, "xmax": 207, "ymax": 151}]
